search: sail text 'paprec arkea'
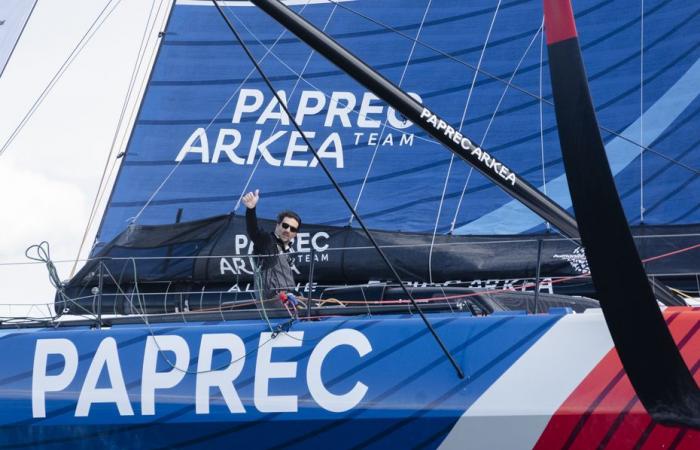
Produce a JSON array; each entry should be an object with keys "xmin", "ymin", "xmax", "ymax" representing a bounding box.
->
[
  {"xmin": 175, "ymin": 88, "xmax": 421, "ymax": 169},
  {"xmin": 420, "ymin": 107, "xmax": 516, "ymax": 186}
]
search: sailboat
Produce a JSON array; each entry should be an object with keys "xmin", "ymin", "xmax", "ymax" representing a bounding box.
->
[{"xmin": 0, "ymin": 0, "xmax": 698, "ymax": 448}]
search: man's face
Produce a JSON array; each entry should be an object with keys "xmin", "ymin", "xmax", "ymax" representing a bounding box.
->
[{"xmin": 275, "ymin": 216, "xmax": 299, "ymax": 244}]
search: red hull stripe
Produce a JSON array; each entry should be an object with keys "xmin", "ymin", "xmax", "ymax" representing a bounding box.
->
[
  {"xmin": 534, "ymin": 313, "xmax": 682, "ymax": 449},
  {"xmin": 536, "ymin": 310, "xmax": 700, "ymax": 449},
  {"xmin": 543, "ymin": 0, "xmax": 578, "ymax": 45}
]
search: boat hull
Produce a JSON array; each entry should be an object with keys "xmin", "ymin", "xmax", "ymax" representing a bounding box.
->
[{"xmin": 1, "ymin": 309, "xmax": 698, "ymax": 448}]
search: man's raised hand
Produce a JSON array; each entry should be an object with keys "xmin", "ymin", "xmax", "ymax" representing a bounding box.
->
[{"xmin": 242, "ymin": 189, "xmax": 260, "ymax": 209}]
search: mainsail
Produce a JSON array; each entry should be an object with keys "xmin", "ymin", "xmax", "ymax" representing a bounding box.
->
[
  {"xmin": 94, "ymin": 0, "xmax": 699, "ymax": 239},
  {"xmin": 0, "ymin": 0, "xmax": 37, "ymax": 77},
  {"xmin": 87, "ymin": 0, "xmax": 699, "ymax": 299}
]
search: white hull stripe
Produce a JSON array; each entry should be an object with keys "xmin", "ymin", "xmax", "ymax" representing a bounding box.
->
[{"xmin": 438, "ymin": 312, "xmax": 614, "ymax": 450}]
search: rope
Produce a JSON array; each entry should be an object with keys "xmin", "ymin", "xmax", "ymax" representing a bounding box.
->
[
  {"xmin": 131, "ymin": 1, "xmax": 315, "ymax": 224},
  {"xmin": 538, "ymin": 20, "xmax": 550, "ymax": 231},
  {"xmin": 325, "ymin": 0, "xmax": 699, "ymax": 177},
  {"xmin": 482, "ymin": 21, "xmax": 543, "ymax": 146},
  {"xmin": 24, "ymin": 242, "xmax": 63, "ymax": 291},
  {"xmin": 0, "ymin": 0, "xmax": 124, "ymax": 159},
  {"xmin": 446, "ymin": 0, "xmax": 505, "ymax": 235},
  {"xmin": 71, "ymin": 0, "xmax": 167, "ymax": 276},
  {"xmin": 452, "ymin": 17, "xmax": 545, "ymax": 233},
  {"xmin": 22, "ymin": 242, "xmax": 99, "ymax": 323},
  {"xmin": 230, "ymin": 0, "xmax": 333, "ymax": 212}
]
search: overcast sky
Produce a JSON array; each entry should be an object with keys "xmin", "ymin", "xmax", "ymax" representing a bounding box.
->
[{"xmin": 0, "ymin": 0, "xmax": 171, "ymax": 316}]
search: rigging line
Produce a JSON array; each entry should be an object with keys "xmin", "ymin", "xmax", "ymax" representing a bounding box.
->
[
  {"xmin": 431, "ymin": 0, "xmax": 502, "ymax": 268},
  {"xmin": 429, "ymin": 156, "xmax": 455, "ymax": 281},
  {"xmin": 445, "ymin": 0, "xmax": 503, "ymax": 235},
  {"xmin": 349, "ymin": 0, "xmax": 434, "ymax": 226},
  {"xmin": 460, "ymin": 0, "xmax": 502, "ymax": 132},
  {"xmin": 640, "ymin": 0, "xmax": 645, "ymax": 222},
  {"xmin": 213, "ymin": 0, "xmax": 464, "ymax": 378},
  {"xmin": 0, "ymin": 0, "xmax": 124, "ymax": 159},
  {"xmin": 326, "ymin": 0, "xmax": 700, "ymax": 177},
  {"xmin": 220, "ymin": 14, "xmax": 443, "ymax": 149},
  {"xmin": 99, "ymin": 259, "xmax": 263, "ymax": 374},
  {"xmin": 356, "ymin": 0, "xmax": 440, "ymax": 278},
  {"xmin": 539, "ymin": 17, "xmax": 550, "ymax": 231},
  {"xmin": 452, "ymin": 17, "xmax": 544, "ymax": 235},
  {"xmin": 70, "ymin": 0, "xmax": 166, "ymax": 277},
  {"xmin": 93, "ymin": 10, "xmax": 167, "ymax": 234},
  {"xmin": 229, "ymin": 0, "xmax": 331, "ymax": 212},
  {"xmin": 448, "ymin": 168, "xmax": 472, "ymax": 233},
  {"xmin": 131, "ymin": 2, "xmax": 313, "ymax": 223},
  {"xmin": 481, "ymin": 22, "xmax": 542, "ymax": 151}
]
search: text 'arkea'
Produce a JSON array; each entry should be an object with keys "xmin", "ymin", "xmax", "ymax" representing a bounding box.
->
[{"xmin": 419, "ymin": 107, "xmax": 517, "ymax": 186}]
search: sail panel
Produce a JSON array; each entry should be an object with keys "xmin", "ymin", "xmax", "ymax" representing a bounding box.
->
[{"xmin": 95, "ymin": 0, "xmax": 700, "ymax": 246}]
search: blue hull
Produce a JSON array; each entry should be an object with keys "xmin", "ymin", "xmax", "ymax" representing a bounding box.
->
[{"xmin": 0, "ymin": 313, "xmax": 562, "ymax": 448}]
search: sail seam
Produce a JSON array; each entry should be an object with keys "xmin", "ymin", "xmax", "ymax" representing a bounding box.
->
[{"xmin": 131, "ymin": 1, "xmax": 315, "ymax": 223}]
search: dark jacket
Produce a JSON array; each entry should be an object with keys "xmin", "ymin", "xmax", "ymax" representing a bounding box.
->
[{"xmin": 245, "ymin": 207, "xmax": 295, "ymax": 299}]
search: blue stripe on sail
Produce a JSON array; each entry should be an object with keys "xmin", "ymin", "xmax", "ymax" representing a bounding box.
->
[
  {"xmin": 637, "ymin": 176, "xmax": 699, "ymax": 222},
  {"xmin": 670, "ymin": 198, "xmax": 700, "ymax": 223},
  {"xmin": 454, "ymin": 56, "xmax": 700, "ymax": 235}
]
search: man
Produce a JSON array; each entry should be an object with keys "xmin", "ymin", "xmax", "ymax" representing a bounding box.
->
[{"xmin": 241, "ymin": 189, "xmax": 302, "ymax": 307}]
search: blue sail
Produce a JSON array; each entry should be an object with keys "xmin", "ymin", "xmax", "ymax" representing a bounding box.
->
[{"xmin": 96, "ymin": 0, "xmax": 699, "ymax": 244}]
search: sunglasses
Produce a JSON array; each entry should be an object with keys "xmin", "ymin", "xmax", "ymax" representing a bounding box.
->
[{"xmin": 280, "ymin": 222, "xmax": 298, "ymax": 233}]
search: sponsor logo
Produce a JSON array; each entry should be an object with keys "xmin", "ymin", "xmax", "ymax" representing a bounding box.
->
[
  {"xmin": 220, "ymin": 231, "xmax": 330, "ymax": 276},
  {"xmin": 419, "ymin": 107, "xmax": 517, "ymax": 186},
  {"xmin": 32, "ymin": 330, "xmax": 371, "ymax": 418},
  {"xmin": 399, "ymin": 278, "xmax": 554, "ymax": 294},
  {"xmin": 175, "ymin": 89, "xmax": 421, "ymax": 168},
  {"xmin": 553, "ymin": 246, "xmax": 589, "ymax": 274}
]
